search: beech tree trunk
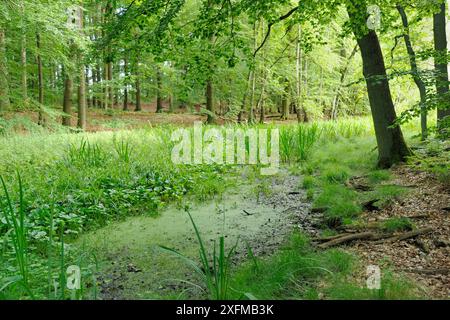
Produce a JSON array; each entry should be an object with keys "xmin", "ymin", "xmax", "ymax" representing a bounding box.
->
[
  {"xmin": 135, "ymin": 61, "xmax": 141, "ymax": 111},
  {"xmin": 123, "ymin": 58, "xmax": 128, "ymax": 111},
  {"xmin": 36, "ymin": 33, "xmax": 45, "ymax": 125},
  {"xmin": 206, "ymin": 79, "xmax": 214, "ymax": 123},
  {"xmin": 77, "ymin": 7, "xmax": 86, "ymax": 130},
  {"xmin": 62, "ymin": 73, "xmax": 73, "ymax": 126},
  {"xmin": 433, "ymin": 2, "xmax": 450, "ymax": 125},
  {"xmin": 156, "ymin": 67, "xmax": 163, "ymax": 113},
  {"xmin": 397, "ymin": 5, "xmax": 427, "ymax": 140},
  {"xmin": 347, "ymin": 3, "xmax": 410, "ymax": 168}
]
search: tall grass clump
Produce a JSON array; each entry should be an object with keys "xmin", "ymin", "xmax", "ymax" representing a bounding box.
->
[
  {"xmin": 66, "ymin": 138, "xmax": 107, "ymax": 167},
  {"xmin": 0, "ymin": 174, "xmax": 33, "ymax": 297},
  {"xmin": 280, "ymin": 124, "xmax": 321, "ymax": 162}
]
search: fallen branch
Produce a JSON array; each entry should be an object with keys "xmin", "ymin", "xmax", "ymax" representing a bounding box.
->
[
  {"xmin": 374, "ymin": 227, "xmax": 433, "ymax": 244},
  {"xmin": 318, "ymin": 232, "xmax": 376, "ymax": 249},
  {"xmin": 312, "ymin": 233, "xmax": 351, "ymax": 243}
]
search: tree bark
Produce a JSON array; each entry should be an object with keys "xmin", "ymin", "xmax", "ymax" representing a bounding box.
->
[
  {"xmin": 294, "ymin": 25, "xmax": 307, "ymax": 123},
  {"xmin": 281, "ymin": 78, "xmax": 289, "ymax": 120},
  {"xmin": 347, "ymin": 3, "xmax": 410, "ymax": 168},
  {"xmin": 62, "ymin": 73, "xmax": 73, "ymax": 126},
  {"xmin": 135, "ymin": 61, "xmax": 142, "ymax": 111},
  {"xmin": 206, "ymin": 79, "xmax": 214, "ymax": 123},
  {"xmin": 77, "ymin": 7, "xmax": 86, "ymax": 130},
  {"xmin": 397, "ymin": 5, "xmax": 428, "ymax": 140},
  {"xmin": 0, "ymin": 28, "xmax": 10, "ymax": 111},
  {"xmin": 433, "ymin": 2, "xmax": 450, "ymax": 124},
  {"xmin": 123, "ymin": 58, "xmax": 128, "ymax": 111},
  {"xmin": 156, "ymin": 66, "xmax": 163, "ymax": 113},
  {"xmin": 107, "ymin": 61, "xmax": 113, "ymax": 109},
  {"xmin": 36, "ymin": 33, "xmax": 45, "ymax": 125}
]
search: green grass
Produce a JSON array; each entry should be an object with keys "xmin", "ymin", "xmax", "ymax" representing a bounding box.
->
[
  {"xmin": 370, "ymin": 185, "xmax": 408, "ymax": 208},
  {"xmin": 382, "ymin": 217, "xmax": 414, "ymax": 233},
  {"xmin": 230, "ymin": 232, "xmax": 420, "ymax": 300}
]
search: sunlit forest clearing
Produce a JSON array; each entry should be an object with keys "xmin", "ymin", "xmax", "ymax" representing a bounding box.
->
[{"xmin": 0, "ymin": 0, "xmax": 449, "ymax": 300}]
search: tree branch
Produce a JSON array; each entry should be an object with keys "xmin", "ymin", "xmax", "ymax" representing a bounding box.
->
[{"xmin": 253, "ymin": 6, "xmax": 299, "ymax": 57}]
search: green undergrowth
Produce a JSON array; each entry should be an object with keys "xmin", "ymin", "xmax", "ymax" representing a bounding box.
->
[
  {"xmin": 298, "ymin": 135, "xmax": 412, "ymax": 227},
  {"xmin": 231, "ymin": 232, "xmax": 420, "ymax": 300}
]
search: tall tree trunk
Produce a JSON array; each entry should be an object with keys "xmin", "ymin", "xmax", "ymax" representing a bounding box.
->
[
  {"xmin": 206, "ymin": 79, "xmax": 214, "ymax": 123},
  {"xmin": 77, "ymin": 7, "xmax": 86, "ymax": 130},
  {"xmin": 86, "ymin": 66, "xmax": 92, "ymax": 108},
  {"xmin": 135, "ymin": 61, "xmax": 141, "ymax": 111},
  {"xmin": 0, "ymin": 28, "xmax": 10, "ymax": 111},
  {"xmin": 281, "ymin": 78, "xmax": 289, "ymax": 120},
  {"xmin": 156, "ymin": 66, "xmax": 163, "ymax": 113},
  {"xmin": 96, "ymin": 64, "xmax": 102, "ymax": 108},
  {"xmin": 21, "ymin": 36, "xmax": 27, "ymax": 104},
  {"xmin": 62, "ymin": 73, "xmax": 73, "ymax": 126},
  {"xmin": 78, "ymin": 65, "xmax": 86, "ymax": 129},
  {"xmin": 397, "ymin": 5, "xmax": 428, "ymax": 140},
  {"xmin": 123, "ymin": 58, "xmax": 128, "ymax": 111},
  {"xmin": 433, "ymin": 1, "xmax": 450, "ymax": 125},
  {"xmin": 103, "ymin": 63, "xmax": 108, "ymax": 109},
  {"xmin": 107, "ymin": 61, "xmax": 113, "ymax": 108},
  {"xmin": 248, "ymin": 21, "xmax": 258, "ymax": 124},
  {"xmin": 36, "ymin": 33, "xmax": 45, "ymax": 125},
  {"xmin": 294, "ymin": 25, "xmax": 307, "ymax": 123},
  {"xmin": 347, "ymin": 3, "xmax": 410, "ymax": 168}
]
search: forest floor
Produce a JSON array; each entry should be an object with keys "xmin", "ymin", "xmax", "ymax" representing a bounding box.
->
[{"xmin": 349, "ymin": 165, "xmax": 450, "ymax": 298}]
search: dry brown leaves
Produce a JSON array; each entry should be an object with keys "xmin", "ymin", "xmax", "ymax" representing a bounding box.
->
[{"xmin": 349, "ymin": 165, "xmax": 449, "ymax": 299}]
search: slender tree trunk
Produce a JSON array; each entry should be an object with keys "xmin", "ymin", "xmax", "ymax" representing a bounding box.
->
[
  {"xmin": 78, "ymin": 65, "xmax": 86, "ymax": 129},
  {"xmin": 347, "ymin": 3, "xmax": 410, "ymax": 168},
  {"xmin": 77, "ymin": 7, "xmax": 86, "ymax": 130},
  {"xmin": 281, "ymin": 78, "xmax": 289, "ymax": 120},
  {"xmin": 0, "ymin": 28, "xmax": 10, "ymax": 111},
  {"xmin": 21, "ymin": 36, "xmax": 27, "ymax": 104},
  {"xmin": 397, "ymin": 5, "xmax": 428, "ymax": 140},
  {"xmin": 96, "ymin": 64, "xmax": 102, "ymax": 108},
  {"xmin": 135, "ymin": 61, "xmax": 141, "ymax": 111},
  {"xmin": 103, "ymin": 63, "xmax": 108, "ymax": 109},
  {"xmin": 206, "ymin": 79, "xmax": 214, "ymax": 123},
  {"xmin": 156, "ymin": 66, "xmax": 163, "ymax": 113},
  {"xmin": 62, "ymin": 73, "xmax": 73, "ymax": 126},
  {"xmin": 433, "ymin": 2, "xmax": 450, "ymax": 125},
  {"xmin": 123, "ymin": 58, "xmax": 128, "ymax": 111},
  {"xmin": 248, "ymin": 21, "xmax": 258, "ymax": 124},
  {"xmin": 86, "ymin": 66, "xmax": 92, "ymax": 108},
  {"xmin": 36, "ymin": 33, "xmax": 45, "ymax": 125},
  {"xmin": 294, "ymin": 25, "xmax": 308, "ymax": 123},
  {"xmin": 107, "ymin": 61, "xmax": 113, "ymax": 108}
]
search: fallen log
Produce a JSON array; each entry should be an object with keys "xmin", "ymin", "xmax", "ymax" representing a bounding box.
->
[
  {"xmin": 374, "ymin": 227, "xmax": 433, "ymax": 244},
  {"xmin": 318, "ymin": 232, "xmax": 376, "ymax": 249}
]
